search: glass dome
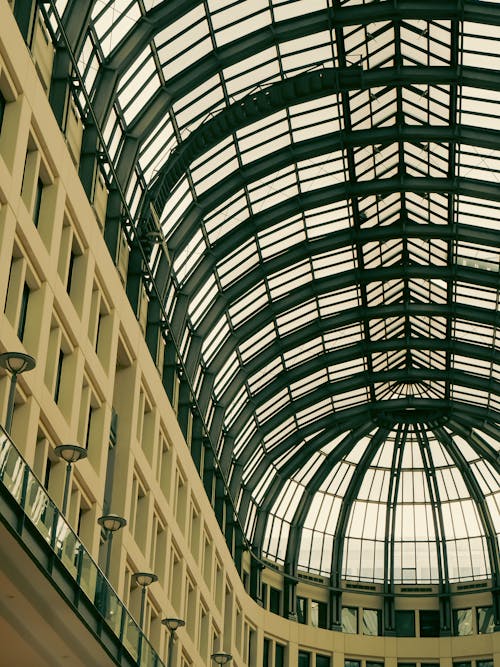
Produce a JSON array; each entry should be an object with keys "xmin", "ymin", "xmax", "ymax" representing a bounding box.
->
[{"xmin": 42, "ymin": 0, "xmax": 499, "ymax": 587}]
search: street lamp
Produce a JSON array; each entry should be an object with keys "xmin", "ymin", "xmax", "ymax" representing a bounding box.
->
[
  {"xmin": 0, "ymin": 352, "xmax": 35, "ymax": 434},
  {"xmin": 97, "ymin": 514, "xmax": 127, "ymax": 578},
  {"xmin": 211, "ymin": 653, "xmax": 232, "ymax": 665},
  {"xmin": 161, "ymin": 618, "xmax": 185, "ymax": 667},
  {"xmin": 132, "ymin": 571, "xmax": 158, "ymax": 629},
  {"xmin": 54, "ymin": 444, "xmax": 87, "ymax": 515}
]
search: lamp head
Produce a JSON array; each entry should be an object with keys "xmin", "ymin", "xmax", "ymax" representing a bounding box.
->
[
  {"xmin": 98, "ymin": 514, "xmax": 127, "ymax": 532},
  {"xmin": 161, "ymin": 617, "xmax": 185, "ymax": 632},
  {"xmin": 0, "ymin": 352, "xmax": 36, "ymax": 375},
  {"xmin": 132, "ymin": 572, "xmax": 158, "ymax": 587},
  {"xmin": 211, "ymin": 653, "xmax": 232, "ymax": 665},
  {"xmin": 55, "ymin": 444, "xmax": 87, "ymax": 463}
]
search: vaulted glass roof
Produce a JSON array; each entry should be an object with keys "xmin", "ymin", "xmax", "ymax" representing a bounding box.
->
[{"xmin": 41, "ymin": 0, "xmax": 499, "ymax": 586}]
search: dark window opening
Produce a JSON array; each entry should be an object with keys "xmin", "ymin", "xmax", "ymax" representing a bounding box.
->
[
  {"xmin": 17, "ymin": 283, "xmax": 30, "ymax": 340},
  {"xmin": 395, "ymin": 610, "xmax": 415, "ymax": 637},
  {"xmin": 33, "ymin": 178, "xmax": 43, "ymax": 227},
  {"xmin": 420, "ymin": 609, "xmax": 440, "ymax": 637}
]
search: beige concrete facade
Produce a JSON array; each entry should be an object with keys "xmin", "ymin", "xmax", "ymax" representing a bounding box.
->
[{"xmin": 0, "ymin": 1, "xmax": 497, "ymax": 666}]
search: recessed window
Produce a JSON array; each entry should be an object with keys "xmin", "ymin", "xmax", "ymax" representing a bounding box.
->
[
  {"xmin": 0, "ymin": 90, "xmax": 6, "ymax": 132},
  {"xmin": 342, "ymin": 606, "xmax": 358, "ymax": 634},
  {"xmin": 395, "ymin": 610, "xmax": 415, "ymax": 637},
  {"xmin": 363, "ymin": 608, "xmax": 381, "ymax": 636},
  {"xmin": 297, "ymin": 596, "xmax": 307, "ymax": 624},
  {"xmin": 477, "ymin": 606, "xmax": 494, "ymax": 634},
  {"xmin": 17, "ymin": 283, "xmax": 30, "ymax": 340},
  {"xmin": 299, "ymin": 651, "xmax": 311, "ymax": 667},
  {"xmin": 420, "ymin": 609, "xmax": 440, "ymax": 637},
  {"xmin": 33, "ymin": 178, "xmax": 43, "ymax": 227},
  {"xmin": 311, "ymin": 600, "xmax": 328, "ymax": 629},
  {"xmin": 453, "ymin": 608, "xmax": 473, "ymax": 636}
]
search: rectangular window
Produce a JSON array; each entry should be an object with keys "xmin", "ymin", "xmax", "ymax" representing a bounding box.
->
[
  {"xmin": 420, "ymin": 609, "xmax": 440, "ymax": 637},
  {"xmin": 33, "ymin": 178, "xmax": 43, "ymax": 227},
  {"xmin": 17, "ymin": 283, "xmax": 30, "ymax": 340},
  {"xmin": 275, "ymin": 643, "xmax": 285, "ymax": 667},
  {"xmin": 297, "ymin": 596, "xmax": 307, "ymax": 624},
  {"xmin": 311, "ymin": 600, "xmax": 328, "ymax": 629},
  {"xmin": 0, "ymin": 90, "xmax": 5, "ymax": 131},
  {"xmin": 345, "ymin": 660, "xmax": 361, "ymax": 667},
  {"xmin": 342, "ymin": 606, "xmax": 358, "ymax": 634},
  {"xmin": 395, "ymin": 610, "xmax": 415, "ymax": 637},
  {"xmin": 263, "ymin": 638, "xmax": 270, "ymax": 667},
  {"xmin": 54, "ymin": 349, "xmax": 64, "ymax": 403},
  {"xmin": 316, "ymin": 656, "xmax": 331, "ymax": 667},
  {"xmin": 299, "ymin": 651, "xmax": 311, "ymax": 667},
  {"xmin": 363, "ymin": 609, "xmax": 381, "ymax": 636},
  {"xmin": 453, "ymin": 608, "xmax": 473, "ymax": 636},
  {"xmin": 269, "ymin": 587, "xmax": 281, "ymax": 615},
  {"xmin": 477, "ymin": 606, "xmax": 494, "ymax": 634}
]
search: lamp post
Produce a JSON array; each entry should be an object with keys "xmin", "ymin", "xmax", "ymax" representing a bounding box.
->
[
  {"xmin": 161, "ymin": 617, "xmax": 185, "ymax": 667},
  {"xmin": 97, "ymin": 514, "xmax": 127, "ymax": 578},
  {"xmin": 211, "ymin": 652, "xmax": 232, "ymax": 665},
  {"xmin": 0, "ymin": 352, "xmax": 35, "ymax": 434},
  {"xmin": 132, "ymin": 572, "xmax": 158, "ymax": 630},
  {"xmin": 54, "ymin": 444, "xmax": 87, "ymax": 515}
]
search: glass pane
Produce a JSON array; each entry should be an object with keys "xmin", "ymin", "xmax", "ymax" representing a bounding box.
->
[
  {"xmin": 477, "ymin": 606, "xmax": 494, "ymax": 634},
  {"xmin": 342, "ymin": 607, "xmax": 358, "ymax": 634},
  {"xmin": 453, "ymin": 609, "xmax": 473, "ymax": 636},
  {"xmin": 363, "ymin": 609, "xmax": 381, "ymax": 636}
]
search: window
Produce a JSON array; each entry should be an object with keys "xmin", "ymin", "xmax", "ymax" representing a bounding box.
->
[
  {"xmin": 311, "ymin": 600, "xmax": 328, "ymax": 629},
  {"xmin": 275, "ymin": 643, "xmax": 285, "ymax": 667},
  {"xmin": 269, "ymin": 587, "xmax": 281, "ymax": 615},
  {"xmin": 17, "ymin": 283, "xmax": 30, "ymax": 340},
  {"xmin": 316, "ymin": 656, "xmax": 330, "ymax": 667},
  {"xmin": 0, "ymin": 90, "xmax": 5, "ymax": 131},
  {"xmin": 299, "ymin": 651, "xmax": 311, "ymax": 667},
  {"xmin": 477, "ymin": 606, "xmax": 494, "ymax": 634},
  {"xmin": 342, "ymin": 606, "xmax": 358, "ymax": 634},
  {"xmin": 33, "ymin": 178, "xmax": 43, "ymax": 227},
  {"xmin": 453, "ymin": 608, "xmax": 473, "ymax": 636},
  {"xmin": 367, "ymin": 663, "xmax": 383, "ymax": 667},
  {"xmin": 345, "ymin": 660, "xmax": 360, "ymax": 667},
  {"xmin": 420, "ymin": 610, "xmax": 440, "ymax": 637},
  {"xmin": 263, "ymin": 638, "xmax": 270, "ymax": 667},
  {"xmin": 54, "ymin": 349, "xmax": 64, "ymax": 403},
  {"xmin": 297, "ymin": 596, "xmax": 307, "ymax": 624},
  {"xmin": 363, "ymin": 609, "xmax": 381, "ymax": 636},
  {"xmin": 395, "ymin": 610, "xmax": 415, "ymax": 637}
]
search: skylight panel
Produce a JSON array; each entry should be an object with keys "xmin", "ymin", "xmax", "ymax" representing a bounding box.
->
[
  {"xmin": 461, "ymin": 87, "xmax": 500, "ymax": 130},
  {"xmin": 258, "ymin": 215, "xmax": 306, "ymax": 259},
  {"xmin": 276, "ymin": 299, "xmax": 319, "ymax": 336},
  {"xmin": 223, "ymin": 47, "xmax": 280, "ymax": 99},
  {"xmin": 228, "ymin": 282, "xmax": 269, "ymax": 327},
  {"xmin": 463, "ymin": 24, "xmax": 500, "ymax": 70},
  {"xmin": 204, "ymin": 190, "xmax": 249, "ymax": 243},
  {"xmin": 213, "ymin": 1, "xmax": 271, "ymax": 48},
  {"xmin": 318, "ymin": 287, "xmax": 360, "ymax": 317},
  {"xmin": 272, "ymin": 0, "xmax": 327, "ymax": 22},
  {"xmin": 305, "ymin": 201, "xmax": 352, "ymax": 237},
  {"xmin": 239, "ymin": 323, "xmax": 277, "ymax": 363},
  {"xmin": 92, "ymin": 0, "xmax": 141, "ymax": 57},
  {"xmin": 248, "ymin": 167, "xmax": 298, "ymax": 214},
  {"xmin": 268, "ymin": 259, "xmax": 312, "ymax": 300},
  {"xmin": 311, "ymin": 247, "xmax": 356, "ymax": 279}
]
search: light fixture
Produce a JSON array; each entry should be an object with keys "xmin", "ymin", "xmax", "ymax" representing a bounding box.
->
[
  {"xmin": 98, "ymin": 514, "xmax": 127, "ymax": 532},
  {"xmin": 54, "ymin": 444, "xmax": 87, "ymax": 515},
  {"xmin": 55, "ymin": 444, "xmax": 87, "ymax": 463},
  {"xmin": 0, "ymin": 352, "xmax": 36, "ymax": 434},
  {"xmin": 162, "ymin": 618, "xmax": 185, "ymax": 667},
  {"xmin": 211, "ymin": 652, "xmax": 232, "ymax": 665},
  {"xmin": 161, "ymin": 618, "xmax": 185, "ymax": 632},
  {"xmin": 132, "ymin": 572, "xmax": 158, "ymax": 588},
  {"xmin": 98, "ymin": 514, "xmax": 127, "ymax": 578}
]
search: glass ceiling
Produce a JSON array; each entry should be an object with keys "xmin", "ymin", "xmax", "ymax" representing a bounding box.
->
[{"xmin": 41, "ymin": 0, "xmax": 499, "ymax": 586}]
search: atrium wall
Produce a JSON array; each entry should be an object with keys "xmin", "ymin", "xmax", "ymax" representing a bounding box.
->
[{"xmin": 0, "ymin": 2, "xmax": 498, "ymax": 667}]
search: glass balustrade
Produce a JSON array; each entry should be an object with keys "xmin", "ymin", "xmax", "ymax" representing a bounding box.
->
[{"xmin": 0, "ymin": 426, "xmax": 164, "ymax": 667}]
